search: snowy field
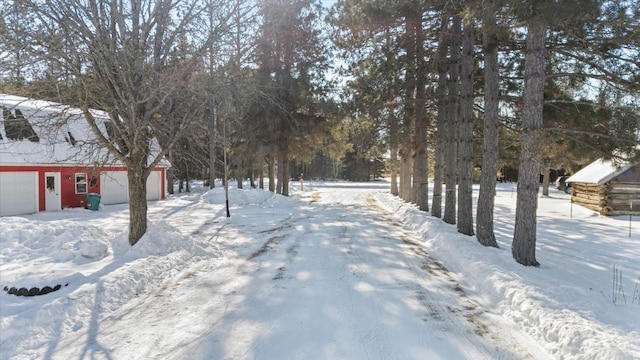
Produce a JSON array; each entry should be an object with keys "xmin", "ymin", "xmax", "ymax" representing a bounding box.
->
[{"xmin": 0, "ymin": 180, "xmax": 638, "ymax": 360}]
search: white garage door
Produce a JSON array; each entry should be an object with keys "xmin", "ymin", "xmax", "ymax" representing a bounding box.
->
[
  {"xmin": 100, "ymin": 171, "xmax": 129, "ymax": 205},
  {"xmin": 100, "ymin": 170, "xmax": 162, "ymax": 205},
  {"xmin": 146, "ymin": 171, "xmax": 161, "ymax": 201},
  {"xmin": 0, "ymin": 172, "xmax": 38, "ymax": 216}
]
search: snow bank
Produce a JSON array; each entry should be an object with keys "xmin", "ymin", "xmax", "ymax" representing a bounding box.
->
[
  {"xmin": 374, "ymin": 190, "xmax": 640, "ymax": 360},
  {"xmin": 201, "ymin": 186, "xmax": 293, "ymax": 208},
  {"xmin": 0, "ymin": 217, "xmax": 112, "ymax": 287},
  {"xmin": 0, "ymin": 215, "xmax": 221, "ymax": 360}
]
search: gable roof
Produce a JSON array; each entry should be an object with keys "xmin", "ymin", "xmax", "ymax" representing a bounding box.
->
[
  {"xmin": 1, "ymin": 94, "xmax": 114, "ymax": 166},
  {"xmin": 0, "ymin": 94, "xmax": 166, "ymax": 168},
  {"xmin": 566, "ymin": 158, "xmax": 634, "ymax": 185}
]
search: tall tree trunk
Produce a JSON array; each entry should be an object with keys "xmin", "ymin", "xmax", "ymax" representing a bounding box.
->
[
  {"xmin": 384, "ymin": 28, "xmax": 399, "ymax": 197},
  {"xmin": 208, "ymin": 97, "xmax": 216, "ymax": 189},
  {"xmin": 444, "ymin": 15, "xmax": 461, "ymax": 225},
  {"xmin": 185, "ymin": 164, "xmax": 191, "ymax": 192},
  {"xmin": 167, "ymin": 150, "xmax": 175, "ymax": 195},
  {"xmin": 513, "ymin": 21, "xmax": 545, "ymax": 267},
  {"xmin": 258, "ymin": 146, "xmax": 265, "ymax": 190},
  {"xmin": 476, "ymin": 0, "xmax": 500, "ymax": 248},
  {"xmin": 237, "ymin": 156, "xmax": 244, "ymax": 189},
  {"xmin": 542, "ymin": 166, "xmax": 550, "ymax": 196},
  {"xmin": 400, "ymin": 149, "xmax": 412, "ymax": 201},
  {"xmin": 276, "ymin": 150, "xmax": 284, "ymax": 195},
  {"xmin": 457, "ymin": 16, "xmax": 475, "ymax": 236},
  {"xmin": 282, "ymin": 155, "xmax": 290, "ymax": 196},
  {"xmin": 402, "ymin": 11, "xmax": 416, "ymax": 203},
  {"xmin": 268, "ymin": 153, "xmax": 276, "ymax": 192},
  {"xmin": 390, "ymin": 114, "xmax": 400, "ymax": 196},
  {"xmin": 432, "ymin": 16, "xmax": 449, "ymax": 219},
  {"xmin": 127, "ymin": 160, "xmax": 149, "ymax": 246},
  {"xmin": 259, "ymin": 161, "xmax": 265, "ymax": 189},
  {"xmin": 413, "ymin": 16, "xmax": 429, "ymax": 212},
  {"xmin": 250, "ymin": 169, "xmax": 256, "ymax": 188},
  {"xmin": 413, "ymin": 109, "xmax": 429, "ymax": 210}
]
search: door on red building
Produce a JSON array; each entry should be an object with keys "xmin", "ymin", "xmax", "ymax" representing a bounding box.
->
[{"xmin": 45, "ymin": 172, "xmax": 61, "ymax": 211}]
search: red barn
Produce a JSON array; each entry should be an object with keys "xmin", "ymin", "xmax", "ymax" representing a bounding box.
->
[{"xmin": 0, "ymin": 94, "xmax": 165, "ymax": 216}]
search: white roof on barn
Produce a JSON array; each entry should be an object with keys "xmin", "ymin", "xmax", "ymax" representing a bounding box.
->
[
  {"xmin": 1, "ymin": 94, "xmax": 164, "ymax": 167},
  {"xmin": 566, "ymin": 158, "xmax": 634, "ymax": 185}
]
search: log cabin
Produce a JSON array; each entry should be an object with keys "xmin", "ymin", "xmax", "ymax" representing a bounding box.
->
[{"xmin": 566, "ymin": 159, "xmax": 640, "ymax": 216}]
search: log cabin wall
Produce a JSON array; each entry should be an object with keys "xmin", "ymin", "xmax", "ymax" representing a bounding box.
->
[
  {"xmin": 609, "ymin": 163, "xmax": 640, "ymax": 216},
  {"xmin": 571, "ymin": 163, "xmax": 640, "ymax": 216}
]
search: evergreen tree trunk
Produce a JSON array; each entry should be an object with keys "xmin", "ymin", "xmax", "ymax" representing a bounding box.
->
[
  {"xmin": 412, "ymin": 17, "xmax": 429, "ymax": 212},
  {"xmin": 432, "ymin": 121, "xmax": 445, "ymax": 217},
  {"xmin": 185, "ymin": 164, "xmax": 191, "ymax": 192},
  {"xmin": 476, "ymin": 0, "xmax": 500, "ymax": 248},
  {"xmin": 258, "ymin": 148, "xmax": 265, "ymax": 190},
  {"xmin": 444, "ymin": 15, "xmax": 461, "ymax": 225},
  {"xmin": 237, "ymin": 156, "xmax": 244, "ymax": 189},
  {"xmin": 208, "ymin": 98, "xmax": 216, "ymax": 189},
  {"xmin": 389, "ymin": 121, "xmax": 399, "ymax": 196},
  {"xmin": 399, "ymin": 151, "xmax": 405, "ymax": 198},
  {"xmin": 542, "ymin": 166, "xmax": 550, "ymax": 196},
  {"xmin": 404, "ymin": 150, "xmax": 413, "ymax": 201},
  {"xmin": 276, "ymin": 150, "xmax": 284, "ymax": 194},
  {"xmin": 413, "ymin": 111, "xmax": 429, "ymax": 211},
  {"xmin": 259, "ymin": 163, "xmax": 264, "ymax": 189},
  {"xmin": 402, "ymin": 13, "xmax": 416, "ymax": 203},
  {"xmin": 268, "ymin": 153, "xmax": 276, "ymax": 192},
  {"xmin": 282, "ymin": 155, "xmax": 290, "ymax": 196},
  {"xmin": 457, "ymin": 16, "xmax": 475, "ymax": 236},
  {"xmin": 400, "ymin": 149, "xmax": 412, "ymax": 201},
  {"xmin": 513, "ymin": 21, "xmax": 545, "ymax": 267},
  {"xmin": 432, "ymin": 16, "xmax": 449, "ymax": 219},
  {"xmin": 250, "ymin": 169, "xmax": 256, "ymax": 188},
  {"xmin": 385, "ymin": 28, "xmax": 399, "ymax": 197}
]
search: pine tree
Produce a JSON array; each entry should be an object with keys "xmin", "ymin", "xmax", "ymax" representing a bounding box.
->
[{"xmin": 476, "ymin": 0, "xmax": 500, "ymax": 248}]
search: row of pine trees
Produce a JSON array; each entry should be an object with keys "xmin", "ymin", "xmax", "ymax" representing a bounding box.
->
[{"xmin": 1, "ymin": 0, "xmax": 638, "ymax": 263}]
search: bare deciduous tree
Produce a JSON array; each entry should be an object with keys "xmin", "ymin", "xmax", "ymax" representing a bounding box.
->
[{"xmin": 19, "ymin": 0, "xmax": 229, "ymax": 245}]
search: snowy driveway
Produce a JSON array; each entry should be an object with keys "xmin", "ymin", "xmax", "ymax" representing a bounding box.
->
[
  {"xmin": 42, "ymin": 183, "xmax": 539, "ymax": 359},
  {"xmin": 3, "ymin": 181, "xmax": 638, "ymax": 359}
]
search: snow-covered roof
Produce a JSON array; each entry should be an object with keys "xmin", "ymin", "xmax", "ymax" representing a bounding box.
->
[
  {"xmin": 1, "ymin": 94, "xmax": 166, "ymax": 167},
  {"xmin": 565, "ymin": 158, "xmax": 634, "ymax": 185},
  {"xmin": 0, "ymin": 94, "xmax": 115, "ymax": 166}
]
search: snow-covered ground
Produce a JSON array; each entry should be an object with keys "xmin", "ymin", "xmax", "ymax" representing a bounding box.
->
[{"xmin": 1, "ymin": 181, "xmax": 638, "ymax": 360}]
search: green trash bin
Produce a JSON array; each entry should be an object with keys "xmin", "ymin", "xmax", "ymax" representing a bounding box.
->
[{"xmin": 86, "ymin": 193, "xmax": 101, "ymax": 211}]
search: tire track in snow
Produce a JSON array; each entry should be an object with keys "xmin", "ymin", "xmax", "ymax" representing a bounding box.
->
[
  {"xmin": 339, "ymin": 219, "xmax": 397, "ymax": 360},
  {"xmin": 360, "ymin": 200, "xmax": 490, "ymax": 357},
  {"xmin": 365, "ymin": 195, "xmax": 539, "ymax": 359},
  {"xmin": 309, "ymin": 191, "xmax": 485, "ymax": 359}
]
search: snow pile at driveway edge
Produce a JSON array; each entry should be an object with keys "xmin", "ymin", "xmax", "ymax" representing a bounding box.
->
[
  {"xmin": 373, "ymin": 192, "xmax": 639, "ymax": 360},
  {"xmin": 0, "ymin": 219, "xmax": 221, "ymax": 360}
]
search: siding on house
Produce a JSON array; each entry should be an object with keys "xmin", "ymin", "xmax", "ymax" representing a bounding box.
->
[
  {"xmin": 1, "ymin": 94, "xmax": 166, "ymax": 216},
  {"xmin": 0, "ymin": 165, "xmax": 165, "ymax": 215}
]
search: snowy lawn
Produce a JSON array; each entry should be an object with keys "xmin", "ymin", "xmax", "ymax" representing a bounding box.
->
[{"xmin": 0, "ymin": 181, "xmax": 638, "ymax": 360}]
